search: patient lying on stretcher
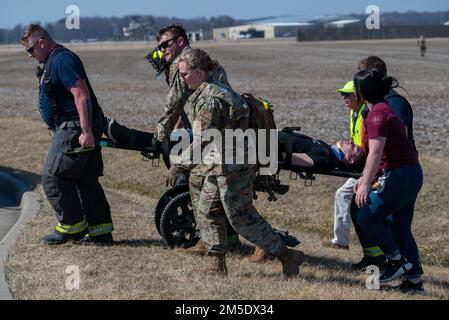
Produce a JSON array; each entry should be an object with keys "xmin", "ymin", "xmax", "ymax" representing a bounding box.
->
[
  {"xmin": 102, "ymin": 119, "xmax": 365, "ymax": 173},
  {"xmin": 278, "ymin": 130, "xmax": 365, "ymax": 172}
]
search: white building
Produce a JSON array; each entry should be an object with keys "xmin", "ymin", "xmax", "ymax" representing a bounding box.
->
[
  {"xmin": 187, "ymin": 30, "xmax": 204, "ymax": 42},
  {"xmin": 213, "ymin": 21, "xmax": 313, "ymax": 40},
  {"xmin": 325, "ymin": 19, "xmax": 360, "ymax": 29}
]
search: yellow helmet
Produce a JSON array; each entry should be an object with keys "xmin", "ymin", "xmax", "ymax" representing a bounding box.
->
[{"xmin": 336, "ymin": 81, "xmax": 355, "ymax": 94}]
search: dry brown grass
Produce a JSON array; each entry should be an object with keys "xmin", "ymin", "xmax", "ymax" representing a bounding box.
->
[{"xmin": 1, "ymin": 38, "xmax": 449, "ymax": 300}]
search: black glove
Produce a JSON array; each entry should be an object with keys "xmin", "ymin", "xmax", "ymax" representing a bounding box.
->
[
  {"xmin": 273, "ymin": 228, "xmax": 301, "ymax": 247},
  {"xmin": 151, "ymin": 137, "xmax": 163, "ymax": 154}
]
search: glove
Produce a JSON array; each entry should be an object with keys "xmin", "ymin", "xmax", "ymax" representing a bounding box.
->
[
  {"xmin": 273, "ymin": 228, "xmax": 301, "ymax": 247},
  {"xmin": 166, "ymin": 165, "xmax": 187, "ymax": 188},
  {"xmin": 151, "ymin": 137, "xmax": 163, "ymax": 154}
]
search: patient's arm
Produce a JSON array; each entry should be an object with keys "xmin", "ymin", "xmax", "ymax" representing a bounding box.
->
[{"xmin": 290, "ymin": 153, "xmax": 314, "ymax": 167}]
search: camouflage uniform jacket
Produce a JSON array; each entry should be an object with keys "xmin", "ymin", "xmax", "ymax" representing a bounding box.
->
[
  {"xmin": 176, "ymin": 78, "xmax": 255, "ymax": 176},
  {"xmin": 155, "ymin": 46, "xmax": 230, "ymax": 142}
]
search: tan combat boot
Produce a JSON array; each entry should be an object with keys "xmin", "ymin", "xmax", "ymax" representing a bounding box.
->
[
  {"xmin": 277, "ymin": 246, "xmax": 305, "ymax": 278},
  {"xmin": 248, "ymin": 245, "xmax": 267, "ymax": 263},
  {"xmin": 177, "ymin": 240, "xmax": 207, "ymax": 256},
  {"xmin": 206, "ymin": 252, "xmax": 227, "ymax": 276}
]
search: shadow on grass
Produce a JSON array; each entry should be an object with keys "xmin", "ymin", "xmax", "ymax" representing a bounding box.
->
[
  {"xmin": 228, "ymin": 243, "xmax": 256, "ymax": 257},
  {"xmin": 305, "ymin": 254, "xmax": 352, "ymax": 270},
  {"xmin": 237, "ymin": 253, "xmax": 364, "ymax": 288},
  {"xmin": 113, "ymin": 239, "xmax": 258, "ymax": 255},
  {"xmin": 380, "ymin": 278, "xmax": 449, "ymax": 299},
  {"xmin": 299, "ymin": 255, "xmax": 449, "ymax": 298},
  {"xmin": 113, "ymin": 238, "xmax": 168, "ymax": 248}
]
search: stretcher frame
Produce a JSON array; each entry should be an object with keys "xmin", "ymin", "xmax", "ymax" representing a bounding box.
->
[{"xmin": 98, "ymin": 131, "xmax": 362, "ymax": 247}]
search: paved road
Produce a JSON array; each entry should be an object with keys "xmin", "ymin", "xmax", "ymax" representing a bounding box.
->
[{"xmin": 0, "ymin": 191, "xmax": 20, "ymax": 241}]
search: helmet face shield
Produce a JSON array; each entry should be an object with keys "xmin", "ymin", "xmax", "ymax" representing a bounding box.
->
[{"xmin": 145, "ymin": 46, "xmax": 167, "ymax": 75}]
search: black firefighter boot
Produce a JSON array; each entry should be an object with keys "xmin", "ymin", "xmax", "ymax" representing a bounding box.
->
[
  {"xmin": 79, "ymin": 233, "xmax": 114, "ymax": 246},
  {"xmin": 276, "ymin": 246, "xmax": 305, "ymax": 279},
  {"xmin": 42, "ymin": 230, "xmax": 88, "ymax": 245},
  {"xmin": 103, "ymin": 117, "xmax": 135, "ymax": 146}
]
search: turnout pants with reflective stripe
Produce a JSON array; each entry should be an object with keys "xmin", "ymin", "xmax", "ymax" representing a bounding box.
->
[
  {"xmin": 350, "ymin": 195, "xmax": 384, "ymax": 258},
  {"xmin": 42, "ymin": 112, "xmax": 113, "ymax": 236},
  {"xmin": 189, "ymin": 169, "xmax": 283, "ymax": 256}
]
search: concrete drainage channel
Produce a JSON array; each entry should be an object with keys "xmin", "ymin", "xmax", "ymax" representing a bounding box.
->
[{"xmin": 0, "ymin": 171, "xmax": 41, "ymax": 300}]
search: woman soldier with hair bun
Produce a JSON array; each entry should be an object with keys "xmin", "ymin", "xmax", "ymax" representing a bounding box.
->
[
  {"xmin": 172, "ymin": 48, "xmax": 305, "ymax": 277},
  {"xmin": 353, "ymin": 69, "xmax": 424, "ymax": 294}
]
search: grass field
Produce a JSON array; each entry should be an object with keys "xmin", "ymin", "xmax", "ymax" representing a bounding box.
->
[{"xmin": 1, "ymin": 38, "xmax": 449, "ymax": 299}]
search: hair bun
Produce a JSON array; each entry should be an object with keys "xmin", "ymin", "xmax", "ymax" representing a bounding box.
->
[{"xmin": 383, "ymin": 76, "xmax": 393, "ymax": 88}]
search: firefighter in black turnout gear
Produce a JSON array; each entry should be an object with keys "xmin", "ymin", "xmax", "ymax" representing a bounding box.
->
[{"xmin": 21, "ymin": 24, "xmax": 114, "ymax": 245}]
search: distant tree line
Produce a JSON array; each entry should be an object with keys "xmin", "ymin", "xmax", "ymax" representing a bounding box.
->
[
  {"xmin": 350, "ymin": 10, "xmax": 449, "ymax": 27},
  {"xmin": 1, "ymin": 10, "xmax": 449, "ymax": 44},
  {"xmin": 297, "ymin": 25, "xmax": 449, "ymax": 42},
  {"xmin": 0, "ymin": 15, "xmax": 246, "ymax": 44},
  {"xmin": 298, "ymin": 10, "xmax": 449, "ymax": 42}
]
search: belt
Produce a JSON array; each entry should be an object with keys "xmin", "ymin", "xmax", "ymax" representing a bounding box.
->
[{"xmin": 58, "ymin": 120, "xmax": 81, "ymax": 129}]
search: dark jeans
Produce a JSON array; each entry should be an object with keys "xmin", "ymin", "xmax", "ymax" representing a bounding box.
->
[
  {"xmin": 42, "ymin": 111, "xmax": 112, "ymax": 231},
  {"xmin": 357, "ymin": 163, "xmax": 423, "ymax": 278}
]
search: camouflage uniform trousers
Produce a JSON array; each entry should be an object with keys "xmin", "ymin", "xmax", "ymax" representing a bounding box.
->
[{"xmin": 189, "ymin": 168, "xmax": 283, "ymax": 256}]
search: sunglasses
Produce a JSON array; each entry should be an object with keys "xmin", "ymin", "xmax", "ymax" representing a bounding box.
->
[
  {"xmin": 26, "ymin": 39, "xmax": 41, "ymax": 54},
  {"xmin": 158, "ymin": 36, "xmax": 180, "ymax": 49},
  {"xmin": 180, "ymin": 69, "xmax": 196, "ymax": 79},
  {"xmin": 340, "ymin": 92, "xmax": 353, "ymax": 98}
]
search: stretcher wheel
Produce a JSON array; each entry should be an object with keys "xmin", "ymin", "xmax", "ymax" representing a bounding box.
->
[
  {"xmin": 159, "ymin": 191, "xmax": 199, "ymax": 248},
  {"xmin": 154, "ymin": 184, "xmax": 190, "ymax": 236},
  {"xmin": 154, "ymin": 191, "xmax": 172, "ymax": 236}
]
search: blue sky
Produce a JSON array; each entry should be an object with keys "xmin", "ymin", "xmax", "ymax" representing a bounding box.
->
[{"xmin": 1, "ymin": 0, "xmax": 449, "ymax": 29}]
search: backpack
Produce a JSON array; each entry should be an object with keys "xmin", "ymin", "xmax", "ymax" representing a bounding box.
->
[
  {"xmin": 241, "ymin": 93, "xmax": 277, "ymax": 167},
  {"xmin": 241, "ymin": 93, "xmax": 284, "ymax": 201}
]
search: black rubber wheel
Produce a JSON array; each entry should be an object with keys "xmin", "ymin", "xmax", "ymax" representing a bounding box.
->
[
  {"xmin": 154, "ymin": 191, "xmax": 172, "ymax": 236},
  {"xmin": 154, "ymin": 184, "xmax": 190, "ymax": 236},
  {"xmin": 160, "ymin": 191, "xmax": 199, "ymax": 248}
]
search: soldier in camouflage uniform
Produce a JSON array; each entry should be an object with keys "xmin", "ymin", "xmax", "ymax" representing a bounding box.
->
[
  {"xmin": 417, "ymin": 35, "xmax": 426, "ymax": 57},
  {"xmin": 173, "ymin": 48, "xmax": 305, "ymax": 277},
  {"xmin": 101, "ymin": 24, "xmax": 192, "ymax": 148},
  {"xmin": 105, "ymin": 24, "xmax": 229, "ymax": 149},
  {"xmin": 153, "ymin": 24, "xmax": 230, "ymax": 145},
  {"xmin": 156, "ymin": 25, "xmax": 244, "ymax": 254}
]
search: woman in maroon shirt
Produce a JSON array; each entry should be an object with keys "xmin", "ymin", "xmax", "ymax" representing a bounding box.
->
[{"xmin": 353, "ymin": 69, "xmax": 424, "ymax": 294}]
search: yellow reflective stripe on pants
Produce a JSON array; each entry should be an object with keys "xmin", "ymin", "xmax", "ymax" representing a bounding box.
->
[
  {"xmin": 88, "ymin": 223, "xmax": 114, "ymax": 237},
  {"xmin": 56, "ymin": 219, "xmax": 88, "ymax": 235},
  {"xmin": 363, "ymin": 246, "xmax": 384, "ymax": 257}
]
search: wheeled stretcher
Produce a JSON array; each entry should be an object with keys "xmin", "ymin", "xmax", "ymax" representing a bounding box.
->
[{"xmin": 98, "ymin": 127, "xmax": 361, "ymax": 248}]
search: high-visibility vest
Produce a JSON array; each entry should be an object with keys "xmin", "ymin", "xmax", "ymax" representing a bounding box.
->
[{"xmin": 350, "ymin": 103, "xmax": 366, "ymax": 148}]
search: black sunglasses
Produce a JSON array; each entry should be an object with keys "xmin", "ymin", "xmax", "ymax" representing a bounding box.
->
[
  {"xmin": 340, "ymin": 92, "xmax": 353, "ymax": 97},
  {"xmin": 26, "ymin": 39, "xmax": 41, "ymax": 54},
  {"xmin": 158, "ymin": 36, "xmax": 180, "ymax": 49}
]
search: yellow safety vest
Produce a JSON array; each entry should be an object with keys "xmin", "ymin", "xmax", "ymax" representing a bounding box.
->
[{"xmin": 350, "ymin": 103, "xmax": 366, "ymax": 148}]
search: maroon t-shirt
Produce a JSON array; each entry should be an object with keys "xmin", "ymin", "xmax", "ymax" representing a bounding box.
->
[{"xmin": 362, "ymin": 100, "xmax": 418, "ymax": 172}]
